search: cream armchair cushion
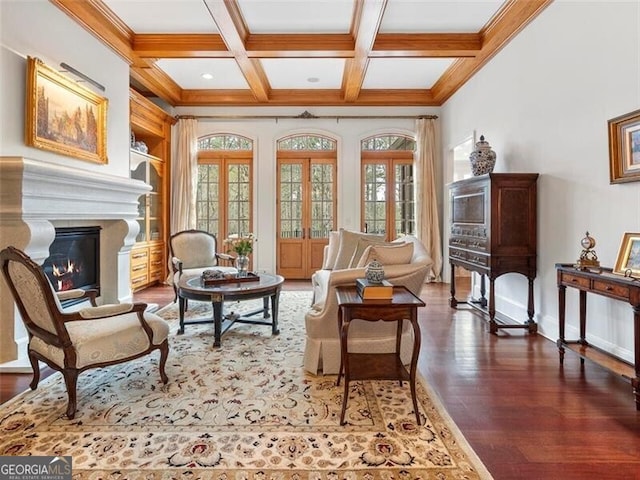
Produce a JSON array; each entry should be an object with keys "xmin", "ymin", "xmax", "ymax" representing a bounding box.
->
[
  {"xmin": 169, "ymin": 229, "xmax": 236, "ymax": 299},
  {"xmin": 304, "ymin": 234, "xmax": 432, "ymax": 375}
]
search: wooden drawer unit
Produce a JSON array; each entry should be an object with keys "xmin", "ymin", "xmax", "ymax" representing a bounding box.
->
[
  {"xmin": 592, "ymin": 279, "xmax": 630, "ymax": 301},
  {"xmin": 559, "ymin": 272, "xmax": 591, "ymax": 289},
  {"xmin": 130, "ymin": 246, "xmax": 149, "ymax": 291},
  {"xmin": 148, "ymin": 243, "xmax": 165, "ymax": 283},
  {"xmin": 448, "ymin": 173, "xmax": 539, "ymax": 333}
]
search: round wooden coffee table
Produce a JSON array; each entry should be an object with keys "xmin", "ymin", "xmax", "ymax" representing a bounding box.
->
[{"xmin": 177, "ymin": 273, "xmax": 284, "ymax": 347}]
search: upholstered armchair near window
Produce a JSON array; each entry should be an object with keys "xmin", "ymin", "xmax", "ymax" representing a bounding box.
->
[
  {"xmin": 169, "ymin": 229, "xmax": 237, "ymax": 301},
  {"xmin": 0, "ymin": 246, "xmax": 170, "ymax": 419}
]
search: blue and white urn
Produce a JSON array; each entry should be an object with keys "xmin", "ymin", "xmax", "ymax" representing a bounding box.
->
[
  {"xmin": 365, "ymin": 259, "xmax": 385, "ymax": 284},
  {"xmin": 469, "ymin": 135, "xmax": 497, "ymax": 176}
]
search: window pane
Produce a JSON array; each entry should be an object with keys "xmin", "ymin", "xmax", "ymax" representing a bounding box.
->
[
  {"xmin": 279, "ymin": 163, "xmax": 303, "ymax": 239},
  {"xmin": 196, "ymin": 164, "xmax": 220, "ymax": 237},
  {"xmin": 395, "ymin": 163, "xmax": 415, "ymax": 235}
]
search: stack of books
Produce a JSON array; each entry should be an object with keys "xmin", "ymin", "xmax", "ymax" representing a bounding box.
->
[{"xmin": 355, "ymin": 278, "xmax": 394, "ymax": 300}]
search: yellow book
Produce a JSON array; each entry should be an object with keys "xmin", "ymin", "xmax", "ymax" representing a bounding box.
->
[{"xmin": 355, "ymin": 278, "xmax": 393, "ymax": 299}]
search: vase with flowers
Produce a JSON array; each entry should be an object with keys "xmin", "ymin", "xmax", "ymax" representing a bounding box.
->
[{"xmin": 224, "ymin": 233, "xmax": 256, "ymax": 277}]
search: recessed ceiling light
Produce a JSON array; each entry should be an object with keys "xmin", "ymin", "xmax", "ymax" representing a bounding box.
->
[
  {"xmin": 201, "ymin": 73, "xmax": 214, "ymax": 80},
  {"xmin": 307, "ymin": 77, "xmax": 320, "ymax": 83}
]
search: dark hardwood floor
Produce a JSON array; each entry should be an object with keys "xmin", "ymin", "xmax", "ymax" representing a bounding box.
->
[{"xmin": 2, "ymin": 280, "xmax": 638, "ymax": 479}]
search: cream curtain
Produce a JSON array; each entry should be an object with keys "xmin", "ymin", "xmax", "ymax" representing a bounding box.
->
[
  {"xmin": 171, "ymin": 118, "xmax": 198, "ymax": 234},
  {"xmin": 415, "ymin": 117, "xmax": 443, "ymax": 282}
]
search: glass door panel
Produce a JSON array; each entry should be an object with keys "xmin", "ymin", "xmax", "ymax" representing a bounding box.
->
[
  {"xmin": 394, "ymin": 163, "xmax": 415, "ymax": 236},
  {"xmin": 277, "ymin": 157, "xmax": 335, "ymax": 278},
  {"xmin": 363, "ymin": 163, "xmax": 387, "ymax": 235}
]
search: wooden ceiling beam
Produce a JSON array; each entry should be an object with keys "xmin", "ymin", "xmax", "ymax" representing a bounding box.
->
[
  {"xmin": 203, "ymin": 0, "xmax": 270, "ymax": 102},
  {"xmin": 342, "ymin": 0, "xmax": 387, "ymax": 102},
  {"xmin": 372, "ymin": 33, "xmax": 482, "ymax": 57},
  {"xmin": 134, "ymin": 34, "xmax": 231, "ymax": 58},
  {"xmin": 431, "ymin": 0, "xmax": 553, "ymax": 104},
  {"xmin": 179, "ymin": 88, "xmax": 436, "ymax": 106},
  {"xmin": 245, "ymin": 34, "xmax": 354, "ymax": 57}
]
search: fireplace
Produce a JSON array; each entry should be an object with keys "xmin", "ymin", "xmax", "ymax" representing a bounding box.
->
[
  {"xmin": 0, "ymin": 156, "xmax": 150, "ymax": 370},
  {"xmin": 43, "ymin": 226, "xmax": 101, "ymax": 305}
]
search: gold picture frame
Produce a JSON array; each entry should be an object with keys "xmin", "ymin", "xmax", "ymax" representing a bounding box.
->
[
  {"xmin": 613, "ymin": 232, "xmax": 640, "ymax": 277},
  {"xmin": 608, "ymin": 109, "xmax": 640, "ymax": 184},
  {"xmin": 25, "ymin": 56, "xmax": 108, "ymax": 164}
]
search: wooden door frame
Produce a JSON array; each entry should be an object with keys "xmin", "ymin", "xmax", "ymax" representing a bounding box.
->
[
  {"xmin": 276, "ymin": 152, "xmax": 337, "ymax": 279},
  {"xmin": 360, "ymin": 151, "xmax": 413, "ymax": 240}
]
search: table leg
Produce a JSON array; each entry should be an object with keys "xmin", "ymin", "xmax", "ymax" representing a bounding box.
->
[
  {"xmin": 213, "ymin": 300, "xmax": 223, "ymax": 347},
  {"xmin": 270, "ymin": 291, "xmax": 280, "ymax": 335},
  {"xmin": 336, "ymin": 307, "xmax": 344, "ymax": 386},
  {"xmin": 479, "ymin": 274, "xmax": 488, "ymax": 308},
  {"xmin": 526, "ymin": 276, "xmax": 537, "ymax": 333},
  {"xmin": 409, "ymin": 309, "xmax": 422, "ymax": 425},
  {"xmin": 488, "ymin": 277, "xmax": 497, "ymax": 333},
  {"xmin": 449, "ymin": 263, "xmax": 458, "ymax": 308},
  {"xmin": 262, "ymin": 296, "xmax": 271, "ymax": 319},
  {"xmin": 579, "ymin": 290, "xmax": 587, "ymax": 365},
  {"xmin": 178, "ymin": 296, "xmax": 186, "ymax": 334},
  {"xmin": 557, "ymin": 284, "xmax": 566, "ymax": 365},
  {"xmin": 339, "ymin": 316, "xmax": 351, "ymax": 426},
  {"xmin": 633, "ymin": 305, "xmax": 640, "ymax": 411}
]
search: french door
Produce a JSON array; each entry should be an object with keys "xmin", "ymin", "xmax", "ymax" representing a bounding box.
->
[
  {"xmin": 361, "ymin": 152, "xmax": 415, "ymax": 239},
  {"xmin": 277, "ymin": 154, "xmax": 336, "ymax": 279}
]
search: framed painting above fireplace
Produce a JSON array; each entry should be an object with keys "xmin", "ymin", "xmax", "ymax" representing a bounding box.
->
[{"xmin": 25, "ymin": 56, "xmax": 108, "ymax": 164}]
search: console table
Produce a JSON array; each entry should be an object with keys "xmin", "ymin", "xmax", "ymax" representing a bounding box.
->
[
  {"xmin": 335, "ymin": 286, "xmax": 425, "ymax": 425},
  {"xmin": 556, "ymin": 263, "xmax": 640, "ymax": 410}
]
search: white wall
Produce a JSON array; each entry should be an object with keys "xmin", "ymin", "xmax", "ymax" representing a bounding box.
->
[
  {"xmin": 0, "ymin": 0, "xmax": 132, "ymax": 177},
  {"xmin": 172, "ymin": 106, "xmax": 439, "ymax": 273},
  {"xmin": 441, "ymin": 1, "xmax": 640, "ymax": 362}
]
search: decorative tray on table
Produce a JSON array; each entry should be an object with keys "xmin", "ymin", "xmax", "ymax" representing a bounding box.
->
[{"xmin": 201, "ymin": 269, "xmax": 260, "ymax": 286}]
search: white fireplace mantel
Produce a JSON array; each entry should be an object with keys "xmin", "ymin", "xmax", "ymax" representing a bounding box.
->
[{"xmin": 0, "ymin": 156, "xmax": 151, "ymax": 370}]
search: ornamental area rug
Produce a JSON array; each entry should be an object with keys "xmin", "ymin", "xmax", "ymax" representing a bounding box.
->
[{"xmin": 0, "ymin": 291, "xmax": 492, "ymax": 479}]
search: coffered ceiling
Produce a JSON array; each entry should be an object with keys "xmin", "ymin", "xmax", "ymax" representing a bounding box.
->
[{"xmin": 50, "ymin": 0, "xmax": 552, "ymax": 107}]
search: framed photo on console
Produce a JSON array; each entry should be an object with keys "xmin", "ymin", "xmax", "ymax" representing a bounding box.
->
[
  {"xmin": 613, "ymin": 232, "xmax": 640, "ymax": 277},
  {"xmin": 608, "ymin": 109, "xmax": 640, "ymax": 184},
  {"xmin": 25, "ymin": 56, "xmax": 108, "ymax": 164}
]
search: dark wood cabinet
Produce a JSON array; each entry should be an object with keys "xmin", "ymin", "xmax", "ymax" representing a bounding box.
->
[{"xmin": 448, "ymin": 173, "xmax": 538, "ymax": 333}]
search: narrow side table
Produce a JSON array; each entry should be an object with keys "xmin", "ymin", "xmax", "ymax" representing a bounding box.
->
[{"xmin": 335, "ymin": 285, "xmax": 425, "ymax": 425}]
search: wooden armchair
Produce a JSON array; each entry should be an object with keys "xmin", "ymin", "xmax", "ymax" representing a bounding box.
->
[
  {"xmin": 0, "ymin": 246, "xmax": 170, "ymax": 419},
  {"xmin": 169, "ymin": 229, "xmax": 236, "ymax": 301}
]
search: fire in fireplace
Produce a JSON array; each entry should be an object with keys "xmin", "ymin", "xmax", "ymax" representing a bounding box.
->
[{"xmin": 43, "ymin": 226, "xmax": 101, "ymax": 305}]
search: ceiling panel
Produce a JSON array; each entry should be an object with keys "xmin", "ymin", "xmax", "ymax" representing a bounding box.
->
[
  {"xmin": 156, "ymin": 58, "xmax": 249, "ymax": 89},
  {"xmin": 237, "ymin": 0, "xmax": 354, "ymax": 33},
  {"xmin": 104, "ymin": 0, "xmax": 218, "ymax": 33},
  {"xmin": 380, "ymin": 0, "xmax": 504, "ymax": 33},
  {"xmin": 363, "ymin": 58, "xmax": 454, "ymax": 89},
  {"xmin": 261, "ymin": 58, "xmax": 345, "ymax": 89}
]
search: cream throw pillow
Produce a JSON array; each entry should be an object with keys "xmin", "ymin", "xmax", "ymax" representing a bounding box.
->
[
  {"xmin": 348, "ymin": 237, "xmax": 393, "ymax": 268},
  {"xmin": 322, "ymin": 231, "xmax": 341, "ymax": 270},
  {"xmin": 356, "ymin": 242, "xmax": 414, "ymax": 267},
  {"xmin": 332, "ymin": 229, "xmax": 385, "ymax": 270}
]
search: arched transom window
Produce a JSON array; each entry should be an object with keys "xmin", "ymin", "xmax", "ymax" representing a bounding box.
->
[{"xmin": 278, "ymin": 135, "xmax": 336, "ymax": 151}]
